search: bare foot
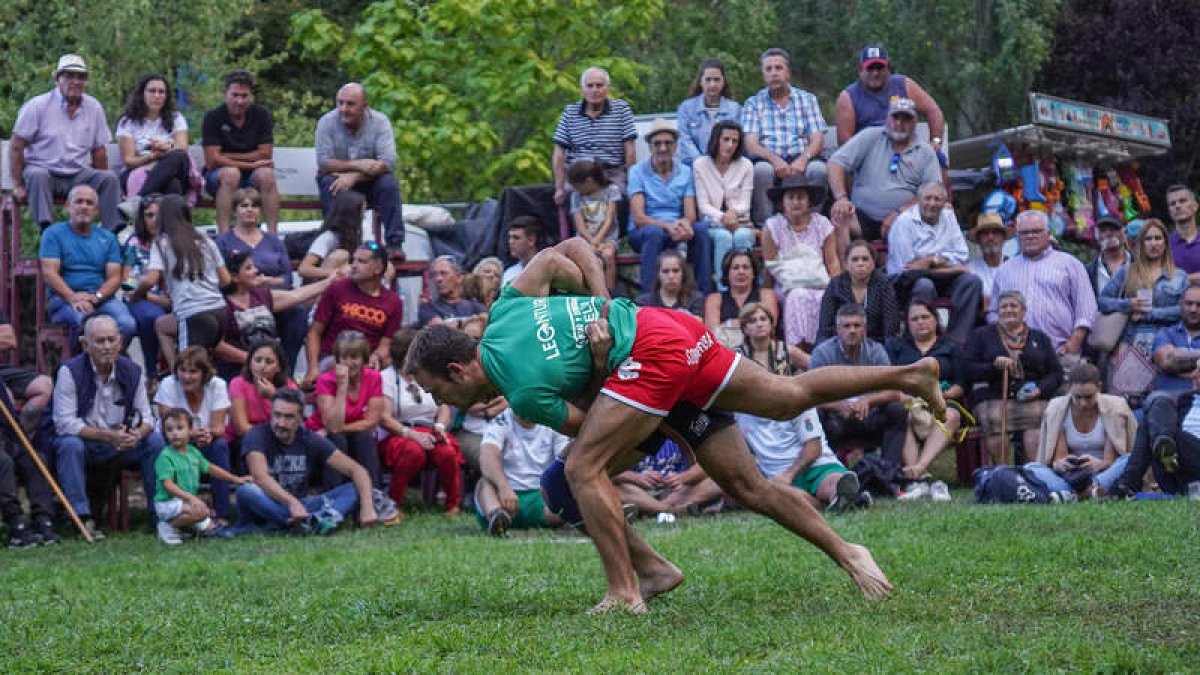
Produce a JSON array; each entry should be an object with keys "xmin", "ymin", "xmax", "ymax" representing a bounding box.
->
[
  {"xmin": 639, "ymin": 560, "xmax": 684, "ymax": 602},
  {"xmin": 587, "ymin": 596, "xmax": 648, "ymax": 615},
  {"xmin": 904, "ymin": 357, "xmax": 947, "ymax": 421},
  {"xmin": 842, "ymin": 543, "xmax": 893, "ymax": 599}
]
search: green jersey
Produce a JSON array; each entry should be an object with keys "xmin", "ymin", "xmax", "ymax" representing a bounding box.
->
[
  {"xmin": 480, "ymin": 285, "xmax": 638, "ymax": 430},
  {"xmin": 154, "ymin": 445, "xmax": 210, "ymax": 502}
]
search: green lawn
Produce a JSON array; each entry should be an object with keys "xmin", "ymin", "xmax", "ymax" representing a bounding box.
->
[{"xmin": 2, "ymin": 495, "xmax": 1198, "ymax": 671}]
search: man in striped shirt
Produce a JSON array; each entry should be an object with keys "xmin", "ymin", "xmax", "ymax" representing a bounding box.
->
[
  {"xmin": 552, "ymin": 67, "xmax": 637, "ymax": 207},
  {"xmin": 989, "ymin": 210, "xmax": 1096, "ymax": 362},
  {"xmin": 741, "ymin": 47, "xmax": 829, "ymax": 225}
]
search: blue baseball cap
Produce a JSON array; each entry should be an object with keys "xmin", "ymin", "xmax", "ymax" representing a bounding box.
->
[{"xmin": 860, "ymin": 45, "xmax": 889, "ymax": 67}]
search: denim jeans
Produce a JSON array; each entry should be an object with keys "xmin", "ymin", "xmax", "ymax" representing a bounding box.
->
[
  {"xmin": 233, "ymin": 481, "xmax": 359, "ymax": 531},
  {"xmin": 48, "ymin": 295, "xmax": 137, "ymax": 348},
  {"xmin": 198, "ymin": 439, "xmax": 233, "ymax": 519},
  {"xmin": 1023, "ymin": 455, "xmax": 1130, "ymax": 495},
  {"xmin": 126, "ymin": 299, "xmax": 166, "ymax": 374},
  {"xmin": 317, "ymin": 173, "xmax": 404, "ymax": 247},
  {"xmin": 707, "ymin": 220, "xmax": 757, "ymax": 291},
  {"xmin": 54, "ymin": 431, "xmax": 166, "ymax": 518},
  {"xmin": 628, "ymin": 220, "xmax": 713, "ymax": 295}
]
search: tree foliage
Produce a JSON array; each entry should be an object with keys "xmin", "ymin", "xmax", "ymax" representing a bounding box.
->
[
  {"xmin": 1036, "ymin": 0, "xmax": 1200, "ymax": 205},
  {"xmin": 0, "ymin": 0, "xmax": 275, "ymax": 137},
  {"xmin": 291, "ymin": 0, "xmax": 665, "ymax": 202}
]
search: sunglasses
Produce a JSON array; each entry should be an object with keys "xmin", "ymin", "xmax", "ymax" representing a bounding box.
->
[{"xmin": 406, "ymin": 381, "xmax": 423, "ymax": 403}]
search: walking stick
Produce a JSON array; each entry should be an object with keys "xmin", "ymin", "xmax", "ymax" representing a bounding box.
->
[
  {"xmin": 998, "ymin": 367, "xmax": 1010, "ymax": 465},
  {"xmin": 0, "ymin": 401, "xmax": 94, "ymax": 543}
]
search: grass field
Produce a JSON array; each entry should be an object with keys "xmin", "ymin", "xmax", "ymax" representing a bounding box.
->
[{"xmin": 2, "ymin": 493, "xmax": 1198, "ymax": 672}]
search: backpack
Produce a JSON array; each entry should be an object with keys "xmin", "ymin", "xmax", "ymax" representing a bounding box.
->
[
  {"xmin": 853, "ymin": 453, "xmax": 903, "ymax": 498},
  {"xmin": 973, "ymin": 466, "xmax": 1075, "ymax": 504}
]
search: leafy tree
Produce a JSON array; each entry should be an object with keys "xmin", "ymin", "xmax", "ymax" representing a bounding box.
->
[
  {"xmin": 624, "ymin": 0, "xmax": 778, "ymax": 114},
  {"xmin": 0, "ymin": 0, "xmax": 274, "ymax": 136},
  {"xmin": 1036, "ymin": 0, "xmax": 1200, "ymax": 206},
  {"xmin": 768, "ymin": 0, "xmax": 1063, "ymax": 136},
  {"xmin": 290, "ymin": 0, "xmax": 665, "ymax": 202}
]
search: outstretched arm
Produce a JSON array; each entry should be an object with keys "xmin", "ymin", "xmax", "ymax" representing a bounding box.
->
[{"xmin": 510, "ymin": 238, "xmax": 610, "ymax": 299}]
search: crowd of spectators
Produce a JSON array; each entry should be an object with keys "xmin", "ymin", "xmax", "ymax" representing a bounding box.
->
[{"xmin": 1, "ymin": 46, "xmax": 1198, "ymax": 549}]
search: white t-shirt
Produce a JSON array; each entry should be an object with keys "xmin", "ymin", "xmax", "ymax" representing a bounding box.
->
[
  {"xmin": 153, "ymin": 375, "xmax": 231, "ymax": 431},
  {"xmin": 148, "ymin": 235, "xmax": 225, "ymax": 319},
  {"xmin": 379, "ymin": 366, "xmax": 440, "ymax": 427},
  {"xmin": 481, "ymin": 408, "xmax": 569, "ymax": 491},
  {"xmin": 501, "ymin": 261, "xmax": 524, "ymax": 286},
  {"xmin": 306, "ymin": 231, "xmax": 341, "ymax": 261},
  {"xmin": 115, "ymin": 113, "xmax": 187, "ymax": 156},
  {"xmin": 735, "ymin": 408, "xmax": 837, "ymax": 478}
]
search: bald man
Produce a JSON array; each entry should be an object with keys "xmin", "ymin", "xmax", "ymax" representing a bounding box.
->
[{"xmin": 315, "ymin": 82, "xmax": 404, "ymax": 255}]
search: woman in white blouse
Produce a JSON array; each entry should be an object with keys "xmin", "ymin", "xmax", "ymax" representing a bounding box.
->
[
  {"xmin": 115, "ymin": 74, "xmax": 196, "ymax": 208},
  {"xmin": 153, "ymin": 346, "xmax": 234, "ymax": 524},
  {"xmin": 692, "ymin": 120, "xmax": 755, "ymax": 291}
]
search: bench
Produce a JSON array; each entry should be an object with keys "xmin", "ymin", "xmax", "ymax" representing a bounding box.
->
[{"xmin": 1, "ymin": 141, "xmax": 438, "ymax": 372}]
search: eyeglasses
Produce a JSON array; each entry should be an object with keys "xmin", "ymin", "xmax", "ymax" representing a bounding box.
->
[
  {"xmin": 1016, "ymin": 229, "xmax": 1046, "ymax": 236},
  {"xmin": 888, "ymin": 153, "xmax": 900, "ymax": 174},
  {"xmin": 651, "ymin": 140, "xmax": 676, "ymax": 148},
  {"xmin": 61, "ymin": 72, "xmax": 88, "ymax": 81}
]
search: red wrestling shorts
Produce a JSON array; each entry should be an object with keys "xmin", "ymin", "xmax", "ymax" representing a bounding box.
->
[{"xmin": 599, "ymin": 307, "xmax": 740, "ymax": 416}]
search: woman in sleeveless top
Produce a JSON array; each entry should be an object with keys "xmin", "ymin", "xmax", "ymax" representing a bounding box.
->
[
  {"xmin": 1025, "ymin": 362, "xmax": 1134, "ymax": 499},
  {"xmin": 737, "ymin": 302, "xmax": 808, "ymax": 375},
  {"xmin": 704, "ymin": 249, "xmax": 777, "ymax": 348}
]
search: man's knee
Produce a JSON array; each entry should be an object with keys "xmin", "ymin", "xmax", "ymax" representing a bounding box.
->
[
  {"xmin": 911, "ymin": 277, "xmax": 936, "ymax": 300},
  {"xmin": 217, "ymin": 168, "xmax": 242, "ymax": 188},
  {"xmin": 252, "ymin": 168, "xmax": 277, "ymax": 190},
  {"xmin": 804, "ymin": 160, "xmax": 828, "ymax": 184},
  {"xmin": 235, "ymin": 482, "xmax": 266, "ymax": 502},
  {"xmin": 55, "ymin": 435, "xmax": 85, "ymax": 463},
  {"xmin": 563, "ymin": 448, "xmax": 607, "ymax": 486}
]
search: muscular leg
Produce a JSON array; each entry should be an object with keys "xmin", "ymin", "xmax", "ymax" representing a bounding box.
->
[
  {"xmin": 564, "ymin": 398, "xmax": 667, "ymax": 612},
  {"xmin": 692, "ymin": 424, "xmax": 892, "ymax": 598},
  {"xmin": 714, "ymin": 356, "xmax": 945, "ymax": 421}
]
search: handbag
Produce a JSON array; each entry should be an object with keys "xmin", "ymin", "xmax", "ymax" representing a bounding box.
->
[
  {"xmin": 1107, "ymin": 341, "xmax": 1155, "ymax": 397},
  {"xmin": 1087, "ymin": 311, "xmax": 1128, "ymax": 352},
  {"xmin": 765, "ymin": 242, "xmax": 829, "ymax": 289}
]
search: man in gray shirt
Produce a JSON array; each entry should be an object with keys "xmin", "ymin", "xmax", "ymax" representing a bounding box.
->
[
  {"xmin": 809, "ymin": 304, "xmax": 907, "ymax": 463},
  {"xmin": 9, "ymin": 54, "xmax": 123, "ymax": 231},
  {"xmin": 315, "ymin": 83, "xmax": 404, "ymax": 255},
  {"xmin": 828, "ymin": 97, "xmax": 940, "ymax": 246}
]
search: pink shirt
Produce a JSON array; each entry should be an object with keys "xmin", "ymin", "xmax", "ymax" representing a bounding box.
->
[
  {"xmin": 306, "ymin": 367, "xmax": 384, "ymax": 432},
  {"xmin": 691, "ymin": 156, "xmax": 753, "ymax": 223},
  {"xmin": 227, "ymin": 375, "xmax": 297, "ymax": 442}
]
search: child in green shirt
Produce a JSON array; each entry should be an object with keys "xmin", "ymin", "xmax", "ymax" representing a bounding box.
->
[{"xmin": 155, "ymin": 408, "xmax": 252, "ymax": 545}]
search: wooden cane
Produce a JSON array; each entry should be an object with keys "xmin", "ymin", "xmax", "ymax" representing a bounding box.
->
[
  {"xmin": 999, "ymin": 367, "xmax": 1010, "ymax": 465},
  {"xmin": 0, "ymin": 402, "xmax": 94, "ymax": 543}
]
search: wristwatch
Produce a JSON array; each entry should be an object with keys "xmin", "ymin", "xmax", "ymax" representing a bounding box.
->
[{"xmin": 94, "ymin": 291, "xmax": 104, "ymax": 303}]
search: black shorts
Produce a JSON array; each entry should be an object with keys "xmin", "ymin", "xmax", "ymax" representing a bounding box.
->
[
  {"xmin": 0, "ymin": 367, "xmax": 39, "ymax": 400},
  {"xmin": 635, "ymin": 401, "xmax": 736, "ymax": 454}
]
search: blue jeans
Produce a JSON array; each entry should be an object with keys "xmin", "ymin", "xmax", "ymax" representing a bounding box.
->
[
  {"xmin": 233, "ymin": 481, "xmax": 359, "ymax": 531},
  {"xmin": 126, "ymin": 299, "xmax": 166, "ymax": 374},
  {"xmin": 54, "ymin": 432, "xmax": 166, "ymax": 519},
  {"xmin": 48, "ymin": 295, "xmax": 137, "ymax": 348},
  {"xmin": 317, "ymin": 173, "xmax": 404, "ymax": 247},
  {"xmin": 628, "ymin": 220, "xmax": 713, "ymax": 295},
  {"xmin": 1023, "ymin": 455, "xmax": 1130, "ymax": 495},
  {"xmin": 198, "ymin": 439, "xmax": 233, "ymax": 519},
  {"xmin": 707, "ymin": 220, "xmax": 757, "ymax": 291}
]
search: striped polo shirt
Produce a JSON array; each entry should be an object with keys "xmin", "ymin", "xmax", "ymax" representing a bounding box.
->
[{"xmin": 552, "ymin": 98, "xmax": 637, "ymax": 168}]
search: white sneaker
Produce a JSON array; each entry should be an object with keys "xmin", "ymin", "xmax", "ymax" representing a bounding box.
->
[
  {"xmin": 156, "ymin": 520, "xmax": 183, "ymax": 545},
  {"xmin": 930, "ymin": 480, "xmax": 952, "ymax": 502},
  {"xmin": 898, "ymin": 481, "xmax": 931, "ymax": 501}
]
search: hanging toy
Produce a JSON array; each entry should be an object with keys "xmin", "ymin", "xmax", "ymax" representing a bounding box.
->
[
  {"xmin": 1094, "ymin": 171, "xmax": 1121, "ymax": 220},
  {"xmin": 1019, "ymin": 161, "xmax": 1047, "ymax": 203},
  {"xmin": 991, "ymin": 144, "xmax": 1018, "ymax": 184},
  {"xmin": 1062, "ymin": 161, "xmax": 1096, "ymax": 239},
  {"xmin": 1040, "ymin": 159, "xmax": 1068, "ymax": 236},
  {"xmin": 1117, "ymin": 163, "xmax": 1151, "ymax": 216},
  {"xmin": 1114, "ymin": 169, "xmax": 1139, "ymax": 222},
  {"xmin": 983, "ymin": 189, "xmax": 1018, "ymax": 224}
]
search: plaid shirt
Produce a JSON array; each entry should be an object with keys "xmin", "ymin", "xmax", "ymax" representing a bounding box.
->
[{"xmin": 740, "ymin": 86, "xmax": 827, "ymax": 161}]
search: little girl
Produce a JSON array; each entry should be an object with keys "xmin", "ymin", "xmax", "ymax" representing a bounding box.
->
[{"xmin": 567, "ymin": 160, "xmax": 621, "ymax": 291}]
